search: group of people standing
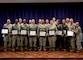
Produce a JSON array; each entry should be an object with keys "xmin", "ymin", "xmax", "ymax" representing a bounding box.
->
[{"xmin": 2, "ymin": 17, "xmax": 82, "ymax": 53}]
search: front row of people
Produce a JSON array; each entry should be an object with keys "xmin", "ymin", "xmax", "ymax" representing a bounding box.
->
[{"xmin": 2, "ymin": 18, "xmax": 82, "ymax": 53}]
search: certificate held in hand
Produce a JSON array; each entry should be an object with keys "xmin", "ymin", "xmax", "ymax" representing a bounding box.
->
[
  {"xmin": 49, "ymin": 30, "xmax": 55, "ymax": 36},
  {"xmin": 12, "ymin": 30, "xmax": 18, "ymax": 35},
  {"xmin": 1, "ymin": 29, "xmax": 8, "ymax": 34},
  {"xmin": 30, "ymin": 31, "xmax": 36, "ymax": 36},
  {"xmin": 20, "ymin": 30, "xmax": 27, "ymax": 35},
  {"xmin": 63, "ymin": 30, "xmax": 66, "ymax": 34},
  {"xmin": 40, "ymin": 31, "xmax": 46, "ymax": 36},
  {"xmin": 56, "ymin": 31, "xmax": 62, "ymax": 35},
  {"xmin": 67, "ymin": 31, "xmax": 74, "ymax": 36}
]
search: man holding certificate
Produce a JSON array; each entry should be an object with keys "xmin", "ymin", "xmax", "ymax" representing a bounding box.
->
[
  {"xmin": 2, "ymin": 19, "xmax": 12, "ymax": 51},
  {"xmin": 28, "ymin": 19, "xmax": 37, "ymax": 51},
  {"xmin": 67, "ymin": 18, "xmax": 76, "ymax": 52},
  {"xmin": 37, "ymin": 19, "xmax": 47, "ymax": 51},
  {"xmin": 56, "ymin": 20, "xmax": 63, "ymax": 50},
  {"xmin": 65, "ymin": 18, "xmax": 71, "ymax": 51},
  {"xmin": 20, "ymin": 19, "xmax": 28, "ymax": 51},
  {"xmin": 45, "ymin": 19, "xmax": 50, "ymax": 49},
  {"xmin": 12, "ymin": 19, "xmax": 20, "ymax": 51},
  {"xmin": 62, "ymin": 19, "xmax": 69, "ymax": 51},
  {"xmin": 48, "ymin": 20, "xmax": 57, "ymax": 51}
]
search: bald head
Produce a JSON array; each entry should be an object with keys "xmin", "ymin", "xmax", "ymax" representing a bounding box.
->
[
  {"xmin": 52, "ymin": 17, "xmax": 56, "ymax": 22},
  {"xmin": 23, "ymin": 19, "xmax": 27, "ymax": 24},
  {"xmin": 75, "ymin": 22, "xmax": 79, "ymax": 27},
  {"xmin": 45, "ymin": 19, "xmax": 49, "ymax": 24},
  {"xmin": 66, "ymin": 18, "xmax": 70, "ymax": 23},
  {"xmin": 29, "ymin": 20, "xmax": 32, "ymax": 24},
  {"xmin": 62, "ymin": 19, "xmax": 66, "ymax": 24},
  {"xmin": 32, "ymin": 19, "xmax": 35, "ymax": 24},
  {"xmin": 50, "ymin": 20, "xmax": 53, "ymax": 25},
  {"xmin": 70, "ymin": 18, "xmax": 74, "ymax": 24},
  {"xmin": 56, "ymin": 19, "xmax": 60, "ymax": 24},
  {"xmin": 38, "ymin": 19, "xmax": 42, "ymax": 24},
  {"xmin": 7, "ymin": 19, "xmax": 11, "ymax": 24},
  {"xmin": 42, "ymin": 19, "xmax": 44, "ymax": 24},
  {"xmin": 19, "ymin": 18, "xmax": 22, "ymax": 23}
]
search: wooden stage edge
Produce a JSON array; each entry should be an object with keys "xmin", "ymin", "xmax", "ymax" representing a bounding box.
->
[{"xmin": 0, "ymin": 46, "xmax": 83, "ymax": 59}]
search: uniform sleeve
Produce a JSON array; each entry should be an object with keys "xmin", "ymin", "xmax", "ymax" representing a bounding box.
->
[
  {"xmin": 66, "ymin": 25, "xmax": 69, "ymax": 30},
  {"xmin": 10, "ymin": 24, "xmax": 13, "ymax": 32},
  {"xmin": 46, "ymin": 26, "xmax": 48, "ymax": 33},
  {"xmin": 37, "ymin": 25, "xmax": 39, "ymax": 35},
  {"xmin": 74, "ymin": 28, "xmax": 78, "ymax": 34},
  {"xmin": 55, "ymin": 25, "xmax": 57, "ymax": 32},
  {"xmin": 27, "ymin": 24, "xmax": 29, "ymax": 31}
]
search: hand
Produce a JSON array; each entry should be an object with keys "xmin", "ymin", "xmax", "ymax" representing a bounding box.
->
[
  {"xmin": 38, "ymin": 35, "xmax": 39, "ymax": 38},
  {"xmin": 72, "ymin": 30, "xmax": 74, "ymax": 32},
  {"xmin": 46, "ymin": 33, "xmax": 48, "ymax": 36},
  {"xmin": 54, "ymin": 34, "xmax": 56, "ymax": 37},
  {"xmin": 2, "ymin": 34, "xmax": 5, "ymax": 37},
  {"xmin": 62, "ymin": 34, "xmax": 64, "ymax": 37},
  {"xmin": 36, "ymin": 34, "xmax": 38, "ymax": 37}
]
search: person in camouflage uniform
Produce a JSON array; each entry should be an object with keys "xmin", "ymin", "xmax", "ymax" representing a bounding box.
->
[
  {"xmin": 3, "ymin": 19, "xmax": 12, "ymax": 51},
  {"xmin": 48, "ymin": 20, "xmax": 57, "ymax": 51},
  {"xmin": 28, "ymin": 19, "xmax": 37, "ymax": 51},
  {"xmin": 37, "ymin": 19, "xmax": 48, "ymax": 51},
  {"xmin": 20, "ymin": 19, "xmax": 28, "ymax": 51}
]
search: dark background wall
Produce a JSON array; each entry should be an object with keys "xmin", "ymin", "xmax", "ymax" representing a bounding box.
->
[{"xmin": 0, "ymin": 3, "xmax": 83, "ymax": 45}]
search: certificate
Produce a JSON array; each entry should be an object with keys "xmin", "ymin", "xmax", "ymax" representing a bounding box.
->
[
  {"xmin": 1, "ymin": 29, "xmax": 8, "ymax": 34},
  {"xmin": 63, "ymin": 30, "xmax": 66, "ymax": 34},
  {"xmin": 30, "ymin": 31, "xmax": 36, "ymax": 36},
  {"xmin": 12, "ymin": 30, "xmax": 18, "ymax": 35},
  {"xmin": 49, "ymin": 30, "xmax": 55, "ymax": 35},
  {"xmin": 67, "ymin": 31, "xmax": 74, "ymax": 36},
  {"xmin": 40, "ymin": 31, "xmax": 46, "ymax": 36},
  {"xmin": 56, "ymin": 31, "xmax": 62, "ymax": 35},
  {"xmin": 20, "ymin": 30, "xmax": 27, "ymax": 35}
]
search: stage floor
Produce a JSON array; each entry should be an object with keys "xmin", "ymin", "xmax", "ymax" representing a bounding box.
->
[
  {"xmin": 0, "ymin": 46, "xmax": 83, "ymax": 58},
  {"xmin": 0, "ymin": 50, "xmax": 83, "ymax": 58}
]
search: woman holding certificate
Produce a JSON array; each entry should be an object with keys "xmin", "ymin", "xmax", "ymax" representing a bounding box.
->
[{"xmin": 48, "ymin": 20, "xmax": 57, "ymax": 51}]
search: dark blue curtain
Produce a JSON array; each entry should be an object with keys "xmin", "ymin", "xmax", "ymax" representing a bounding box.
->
[{"xmin": 0, "ymin": 3, "xmax": 83, "ymax": 45}]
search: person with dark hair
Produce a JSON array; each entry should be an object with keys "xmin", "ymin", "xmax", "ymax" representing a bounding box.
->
[
  {"xmin": 20, "ymin": 19, "xmax": 28, "ymax": 51},
  {"xmin": 62, "ymin": 19, "xmax": 69, "ymax": 51},
  {"xmin": 12, "ymin": 19, "xmax": 20, "ymax": 51},
  {"xmin": 56, "ymin": 19, "xmax": 63, "ymax": 50}
]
